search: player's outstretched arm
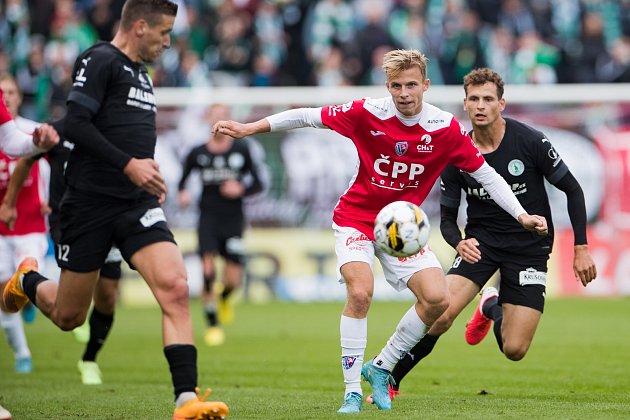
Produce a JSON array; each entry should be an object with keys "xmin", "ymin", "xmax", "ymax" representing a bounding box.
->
[
  {"xmin": 212, "ymin": 119, "xmax": 270, "ymax": 139},
  {"xmin": 213, "ymin": 107, "xmax": 324, "ymax": 139}
]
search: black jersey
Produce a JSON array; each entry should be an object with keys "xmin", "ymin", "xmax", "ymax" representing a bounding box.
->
[
  {"xmin": 47, "ymin": 119, "xmax": 71, "ymax": 214},
  {"xmin": 65, "ymin": 41, "xmax": 157, "ymax": 200},
  {"xmin": 440, "ymin": 118, "xmax": 569, "ymax": 255},
  {"xmin": 178, "ymin": 140, "xmax": 262, "ymax": 215}
]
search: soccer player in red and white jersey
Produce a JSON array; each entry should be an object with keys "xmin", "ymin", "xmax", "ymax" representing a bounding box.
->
[
  {"xmin": 0, "ymin": 74, "xmax": 50, "ymax": 376},
  {"xmin": 0, "ymin": 84, "xmax": 58, "ymax": 157},
  {"xmin": 212, "ymin": 49, "xmax": 548, "ymax": 413},
  {"xmin": 0, "ymin": 74, "xmax": 57, "ymax": 419},
  {"xmin": 0, "ymin": 147, "xmax": 49, "ymax": 368}
]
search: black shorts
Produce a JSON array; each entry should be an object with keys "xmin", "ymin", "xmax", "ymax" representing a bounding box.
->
[
  {"xmin": 447, "ymin": 242, "xmax": 549, "ymax": 313},
  {"xmin": 56, "ymin": 190, "xmax": 176, "ymax": 272},
  {"xmin": 50, "ymin": 211, "xmax": 123, "ymax": 280},
  {"xmin": 198, "ymin": 213, "xmax": 245, "ymax": 264}
]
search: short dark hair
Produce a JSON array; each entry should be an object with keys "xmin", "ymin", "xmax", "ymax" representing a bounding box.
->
[
  {"xmin": 120, "ymin": 0, "xmax": 178, "ymax": 30},
  {"xmin": 463, "ymin": 68, "xmax": 505, "ymax": 99}
]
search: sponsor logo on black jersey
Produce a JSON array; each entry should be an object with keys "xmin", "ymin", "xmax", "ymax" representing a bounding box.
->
[
  {"xmin": 508, "ymin": 159, "xmax": 525, "ymax": 176},
  {"xmin": 126, "ymin": 87, "xmax": 156, "ymax": 112}
]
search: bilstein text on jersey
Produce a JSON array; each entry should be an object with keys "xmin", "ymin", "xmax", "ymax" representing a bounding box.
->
[{"xmin": 126, "ymin": 87, "xmax": 157, "ymax": 111}]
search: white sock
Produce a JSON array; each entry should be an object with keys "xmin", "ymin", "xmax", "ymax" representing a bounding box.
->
[
  {"xmin": 0, "ymin": 310, "xmax": 31, "ymax": 359},
  {"xmin": 373, "ymin": 305, "xmax": 428, "ymax": 372},
  {"xmin": 175, "ymin": 391, "xmax": 197, "ymax": 407},
  {"xmin": 340, "ymin": 315, "xmax": 367, "ymax": 395}
]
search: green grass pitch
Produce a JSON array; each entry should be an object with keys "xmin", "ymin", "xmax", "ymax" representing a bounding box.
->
[{"xmin": 1, "ymin": 298, "xmax": 629, "ymax": 419}]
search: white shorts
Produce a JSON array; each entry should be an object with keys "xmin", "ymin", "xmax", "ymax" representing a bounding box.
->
[
  {"xmin": 0, "ymin": 233, "xmax": 49, "ymax": 279},
  {"xmin": 333, "ymin": 223, "xmax": 442, "ymax": 292}
]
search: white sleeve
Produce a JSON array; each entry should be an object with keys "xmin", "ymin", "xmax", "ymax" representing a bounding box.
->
[
  {"xmin": 0, "ymin": 120, "xmax": 41, "ymax": 158},
  {"xmin": 468, "ymin": 161, "xmax": 527, "ymax": 220},
  {"xmin": 266, "ymin": 108, "xmax": 325, "ymax": 131}
]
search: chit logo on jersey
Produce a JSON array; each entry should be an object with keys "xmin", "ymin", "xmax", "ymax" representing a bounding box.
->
[{"xmin": 417, "ymin": 135, "xmax": 434, "ymax": 153}]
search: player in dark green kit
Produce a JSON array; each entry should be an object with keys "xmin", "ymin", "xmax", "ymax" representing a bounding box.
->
[
  {"xmin": 368, "ymin": 67, "xmax": 597, "ymax": 403},
  {"xmin": 0, "ymin": 0, "xmax": 228, "ymax": 417}
]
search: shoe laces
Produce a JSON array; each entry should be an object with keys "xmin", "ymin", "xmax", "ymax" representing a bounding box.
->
[
  {"xmin": 195, "ymin": 387, "xmax": 212, "ymax": 402},
  {"xmin": 343, "ymin": 392, "xmax": 361, "ymax": 405}
]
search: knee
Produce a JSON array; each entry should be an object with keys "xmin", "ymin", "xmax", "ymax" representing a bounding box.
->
[
  {"xmin": 56, "ymin": 314, "xmax": 85, "ymax": 331},
  {"xmin": 162, "ymin": 274, "xmax": 190, "ymax": 307},
  {"xmin": 430, "ymin": 312, "xmax": 456, "ymax": 335},
  {"xmin": 502, "ymin": 342, "xmax": 529, "ymax": 361},
  {"xmin": 426, "ymin": 294, "xmax": 450, "ymax": 317},
  {"xmin": 346, "ymin": 288, "xmax": 373, "ymax": 315}
]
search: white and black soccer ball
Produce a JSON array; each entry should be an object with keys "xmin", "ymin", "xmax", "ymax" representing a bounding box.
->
[{"xmin": 373, "ymin": 201, "xmax": 430, "ymax": 258}]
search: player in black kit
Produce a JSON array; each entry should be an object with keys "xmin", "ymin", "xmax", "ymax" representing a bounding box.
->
[
  {"xmin": 1, "ymin": 119, "xmax": 123, "ymax": 385},
  {"xmin": 369, "ymin": 67, "xmax": 597, "ymax": 402},
  {"xmin": 178, "ymin": 104, "xmax": 263, "ymax": 346},
  {"xmin": 0, "ymin": 0, "xmax": 228, "ymax": 418}
]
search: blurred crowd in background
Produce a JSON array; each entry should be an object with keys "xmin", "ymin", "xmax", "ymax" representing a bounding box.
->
[{"xmin": 1, "ymin": 0, "xmax": 630, "ymax": 122}]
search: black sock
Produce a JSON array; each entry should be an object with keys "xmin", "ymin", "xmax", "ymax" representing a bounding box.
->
[
  {"xmin": 205, "ymin": 309, "xmax": 218, "ymax": 327},
  {"xmin": 22, "ymin": 271, "xmax": 48, "ymax": 307},
  {"xmin": 221, "ymin": 286, "xmax": 233, "ymax": 300},
  {"xmin": 492, "ymin": 316, "xmax": 504, "ymax": 352},
  {"xmin": 391, "ymin": 333, "xmax": 440, "ymax": 390},
  {"xmin": 82, "ymin": 308, "xmax": 114, "ymax": 362},
  {"xmin": 483, "ymin": 298, "xmax": 504, "ymax": 352},
  {"xmin": 164, "ymin": 344, "xmax": 198, "ymax": 400},
  {"xmin": 482, "ymin": 297, "xmax": 500, "ymax": 319}
]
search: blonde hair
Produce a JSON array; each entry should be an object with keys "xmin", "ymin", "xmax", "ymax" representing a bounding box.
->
[
  {"xmin": 0, "ymin": 73, "xmax": 20, "ymax": 97},
  {"xmin": 382, "ymin": 49, "xmax": 428, "ymax": 81}
]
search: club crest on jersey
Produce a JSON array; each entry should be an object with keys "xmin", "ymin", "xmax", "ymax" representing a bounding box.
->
[
  {"xmin": 395, "ymin": 141, "xmax": 409, "ymax": 156},
  {"xmin": 342, "ymin": 356, "xmax": 358, "ymax": 370},
  {"xmin": 508, "ymin": 159, "xmax": 525, "ymax": 176}
]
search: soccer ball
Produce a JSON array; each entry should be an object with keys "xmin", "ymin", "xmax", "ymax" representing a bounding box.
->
[{"xmin": 373, "ymin": 201, "xmax": 430, "ymax": 258}]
